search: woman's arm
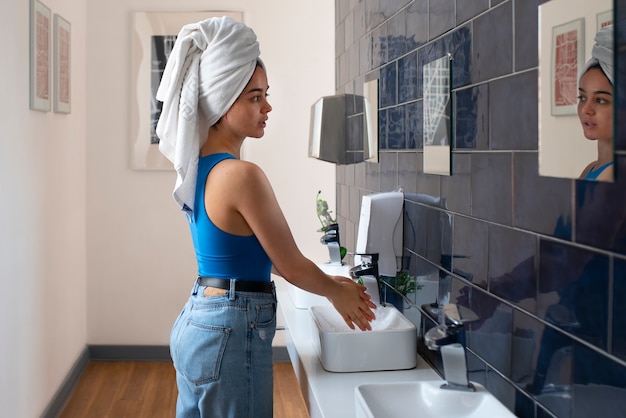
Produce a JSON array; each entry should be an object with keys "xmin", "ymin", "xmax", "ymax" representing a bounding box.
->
[{"xmin": 212, "ymin": 159, "xmax": 376, "ymax": 330}]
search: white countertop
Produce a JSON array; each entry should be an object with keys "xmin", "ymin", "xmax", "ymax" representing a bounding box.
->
[{"xmin": 274, "ymin": 276, "xmax": 441, "ymax": 418}]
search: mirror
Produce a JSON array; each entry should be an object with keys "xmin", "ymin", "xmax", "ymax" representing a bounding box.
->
[
  {"xmin": 423, "ymin": 54, "xmax": 452, "ymax": 176},
  {"xmin": 363, "ymin": 79, "xmax": 379, "ymax": 164},
  {"xmin": 538, "ymin": 0, "xmax": 614, "ymax": 181},
  {"xmin": 308, "ymin": 80, "xmax": 378, "ymax": 165}
]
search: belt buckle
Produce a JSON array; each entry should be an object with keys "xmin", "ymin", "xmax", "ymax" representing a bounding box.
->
[{"xmin": 204, "ymin": 286, "xmax": 227, "ymax": 297}]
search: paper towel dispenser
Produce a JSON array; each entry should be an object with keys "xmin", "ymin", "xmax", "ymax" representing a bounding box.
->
[{"xmin": 309, "ymin": 80, "xmax": 378, "ymax": 164}]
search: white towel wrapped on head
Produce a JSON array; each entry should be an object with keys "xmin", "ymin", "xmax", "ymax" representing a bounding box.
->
[
  {"xmin": 579, "ymin": 24, "xmax": 613, "ymax": 85},
  {"xmin": 156, "ymin": 16, "xmax": 263, "ymax": 213}
]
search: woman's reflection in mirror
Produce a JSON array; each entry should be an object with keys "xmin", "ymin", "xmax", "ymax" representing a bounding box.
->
[{"xmin": 578, "ymin": 25, "xmax": 614, "ymax": 181}]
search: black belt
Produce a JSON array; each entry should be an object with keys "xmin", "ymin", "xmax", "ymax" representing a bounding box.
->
[{"xmin": 197, "ymin": 276, "xmax": 274, "ymax": 293}]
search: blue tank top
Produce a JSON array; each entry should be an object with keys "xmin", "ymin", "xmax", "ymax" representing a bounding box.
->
[
  {"xmin": 188, "ymin": 153, "xmax": 272, "ymax": 281},
  {"xmin": 584, "ymin": 161, "xmax": 613, "ymax": 180}
]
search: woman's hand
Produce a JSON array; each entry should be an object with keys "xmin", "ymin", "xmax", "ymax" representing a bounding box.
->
[{"xmin": 326, "ymin": 276, "xmax": 377, "ymax": 331}]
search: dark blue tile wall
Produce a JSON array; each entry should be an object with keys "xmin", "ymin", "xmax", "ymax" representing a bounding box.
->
[{"xmin": 335, "ymin": 1, "xmax": 626, "ymax": 417}]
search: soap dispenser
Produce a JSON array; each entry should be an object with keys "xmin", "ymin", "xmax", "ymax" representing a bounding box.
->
[{"xmin": 353, "ymin": 191, "xmax": 404, "ymax": 277}]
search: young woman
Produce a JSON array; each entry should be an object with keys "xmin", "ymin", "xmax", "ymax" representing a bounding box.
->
[
  {"xmin": 156, "ymin": 17, "xmax": 376, "ymax": 418},
  {"xmin": 578, "ymin": 25, "xmax": 614, "ymax": 181}
]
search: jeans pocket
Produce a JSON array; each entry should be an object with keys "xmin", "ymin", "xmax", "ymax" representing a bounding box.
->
[
  {"xmin": 174, "ymin": 319, "xmax": 231, "ymax": 385},
  {"xmin": 253, "ymin": 302, "xmax": 277, "ymax": 342}
]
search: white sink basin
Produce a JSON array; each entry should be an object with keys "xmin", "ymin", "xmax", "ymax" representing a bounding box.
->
[
  {"xmin": 310, "ymin": 305, "xmax": 417, "ymax": 372},
  {"xmin": 355, "ymin": 381, "xmax": 516, "ymax": 418},
  {"xmin": 287, "ymin": 263, "xmax": 349, "ymax": 309}
]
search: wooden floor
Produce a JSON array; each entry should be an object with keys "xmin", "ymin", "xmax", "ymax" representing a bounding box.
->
[{"xmin": 59, "ymin": 361, "xmax": 309, "ymax": 418}]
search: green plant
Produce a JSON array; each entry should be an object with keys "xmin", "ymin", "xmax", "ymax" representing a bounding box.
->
[
  {"xmin": 316, "ymin": 190, "xmax": 336, "ymax": 231},
  {"xmin": 394, "ymin": 271, "xmax": 423, "ymax": 296},
  {"xmin": 316, "ymin": 190, "xmax": 347, "ymax": 261}
]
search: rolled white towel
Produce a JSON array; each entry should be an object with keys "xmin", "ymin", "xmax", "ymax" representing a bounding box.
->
[
  {"xmin": 156, "ymin": 16, "xmax": 264, "ymax": 213},
  {"xmin": 579, "ymin": 24, "xmax": 613, "ymax": 85}
]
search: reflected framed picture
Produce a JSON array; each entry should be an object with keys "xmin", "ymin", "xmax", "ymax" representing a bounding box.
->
[
  {"xmin": 597, "ymin": 10, "xmax": 613, "ymax": 31},
  {"xmin": 551, "ymin": 18, "xmax": 584, "ymax": 116},
  {"xmin": 54, "ymin": 14, "xmax": 71, "ymax": 114},
  {"xmin": 29, "ymin": 0, "xmax": 51, "ymax": 112},
  {"xmin": 130, "ymin": 11, "xmax": 242, "ymax": 170}
]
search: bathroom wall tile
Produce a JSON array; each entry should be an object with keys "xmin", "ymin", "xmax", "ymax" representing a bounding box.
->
[
  {"xmin": 386, "ymin": 9, "xmax": 407, "ymax": 61},
  {"xmin": 344, "ymin": 10, "xmax": 354, "ymax": 50},
  {"xmin": 449, "ymin": 26, "xmax": 473, "ymax": 89},
  {"xmin": 364, "ymin": 0, "xmax": 385, "ymax": 32},
  {"xmin": 415, "ymin": 162, "xmax": 442, "ymax": 197},
  {"xmin": 380, "ymin": 62, "xmax": 397, "ymax": 107},
  {"xmin": 455, "ymin": 84, "xmax": 489, "ymax": 150},
  {"xmin": 490, "ymin": 71, "xmax": 538, "ymax": 150},
  {"xmin": 456, "ymin": 0, "xmax": 489, "ymax": 25},
  {"xmin": 405, "ymin": 100, "xmax": 421, "ymax": 149},
  {"xmin": 379, "ymin": 152, "xmax": 398, "ymax": 191},
  {"xmin": 452, "ymin": 215, "xmax": 488, "ymax": 287},
  {"xmin": 336, "ymin": 19, "xmax": 345, "ymax": 57},
  {"xmin": 404, "ymin": 200, "xmax": 429, "ymax": 259},
  {"xmin": 441, "ymin": 153, "xmax": 471, "ymax": 215},
  {"xmin": 371, "ymin": 23, "xmax": 387, "ymax": 69},
  {"xmin": 426, "ymin": 209, "xmax": 452, "ymax": 267},
  {"xmin": 398, "ymin": 152, "xmax": 418, "ymax": 193},
  {"xmin": 512, "ymin": 309, "xmax": 543, "ymax": 385},
  {"xmin": 470, "ymin": 153, "xmax": 513, "ymax": 225},
  {"xmin": 488, "ymin": 224, "xmax": 537, "ymax": 312},
  {"xmin": 353, "ymin": 0, "xmax": 366, "ymax": 40},
  {"xmin": 572, "ymin": 342, "xmax": 626, "ymax": 413},
  {"xmin": 538, "ymin": 239, "xmax": 609, "ymax": 350},
  {"xmin": 398, "ymin": 51, "xmax": 418, "ymax": 103},
  {"xmin": 472, "ymin": 2, "xmax": 512, "ymax": 83},
  {"xmin": 514, "ymin": 0, "xmax": 539, "ymax": 71},
  {"xmin": 513, "ymin": 152, "xmax": 572, "ymax": 240},
  {"xmin": 378, "ymin": 109, "xmax": 388, "ymax": 149},
  {"xmin": 337, "ymin": 0, "xmax": 350, "ymax": 24},
  {"xmin": 337, "ymin": 51, "xmax": 350, "ymax": 89},
  {"xmin": 405, "ymin": 1, "xmax": 428, "ymax": 49},
  {"xmin": 467, "ymin": 298, "xmax": 514, "ymax": 379},
  {"xmin": 337, "ymin": 2, "xmax": 626, "ymax": 415},
  {"xmin": 349, "ymin": 44, "xmax": 360, "ymax": 80},
  {"xmin": 485, "ymin": 368, "xmax": 517, "ymax": 412},
  {"xmin": 613, "ymin": 257, "xmax": 626, "ymax": 361},
  {"xmin": 359, "ymin": 34, "xmax": 371, "ymax": 74},
  {"xmin": 365, "ymin": 160, "xmax": 381, "ymax": 191},
  {"xmin": 387, "ymin": 105, "xmax": 406, "ymax": 149},
  {"xmin": 575, "ymin": 156, "xmax": 626, "ymax": 255},
  {"xmin": 429, "ymin": 0, "xmax": 455, "ymax": 39}
]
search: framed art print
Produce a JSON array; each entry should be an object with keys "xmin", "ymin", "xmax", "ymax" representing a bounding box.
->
[
  {"xmin": 54, "ymin": 14, "xmax": 71, "ymax": 114},
  {"xmin": 550, "ymin": 18, "xmax": 584, "ymax": 116},
  {"xmin": 29, "ymin": 0, "xmax": 51, "ymax": 112}
]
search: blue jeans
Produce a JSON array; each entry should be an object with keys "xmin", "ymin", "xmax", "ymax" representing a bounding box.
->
[{"xmin": 170, "ymin": 280, "xmax": 277, "ymax": 418}]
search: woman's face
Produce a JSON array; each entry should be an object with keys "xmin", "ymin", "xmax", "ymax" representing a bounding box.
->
[
  {"xmin": 578, "ymin": 67, "xmax": 613, "ymax": 142},
  {"xmin": 220, "ymin": 66, "xmax": 272, "ymax": 139}
]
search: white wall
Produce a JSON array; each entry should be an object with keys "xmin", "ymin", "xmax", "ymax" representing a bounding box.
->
[
  {"xmin": 86, "ymin": 0, "xmax": 336, "ymax": 344},
  {"xmin": 0, "ymin": 0, "xmax": 87, "ymax": 417},
  {"xmin": 0, "ymin": 0, "xmax": 334, "ymax": 416}
]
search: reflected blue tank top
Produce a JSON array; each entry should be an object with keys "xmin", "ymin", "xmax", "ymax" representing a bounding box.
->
[
  {"xmin": 188, "ymin": 153, "xmax": 272, "ymax": 281},
  {"xmin": 584, "ymin": 162, "xmax": 613, "ymax": 180}
]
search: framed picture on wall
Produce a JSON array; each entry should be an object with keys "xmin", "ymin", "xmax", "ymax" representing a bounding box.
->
[
  {"xmin": 29, "ymin": 0, "xmax": 51, "ymax": 112},
  {"xmin": 550, "ymin": 18, "xmax": 584, "ymax": 116},
  {"xmin": 53, "ymin": 14, "xmax": 71, "ymax": 114},
  {"xmin": 597, "ymin": 10, "xmax": 613, "ymax": 31},
  {"xmin": 130, "ymin": 11, "xmax": 243, "ymax": 170}
]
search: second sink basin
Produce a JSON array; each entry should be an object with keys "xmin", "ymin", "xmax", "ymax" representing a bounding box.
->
[
  {"xmin": 310, "ymin": 305, "xmax": 417, "ymax": 372},
  {"xmin": 355, "ymin": 380, "xmax": 516, "ymax": 418}
]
